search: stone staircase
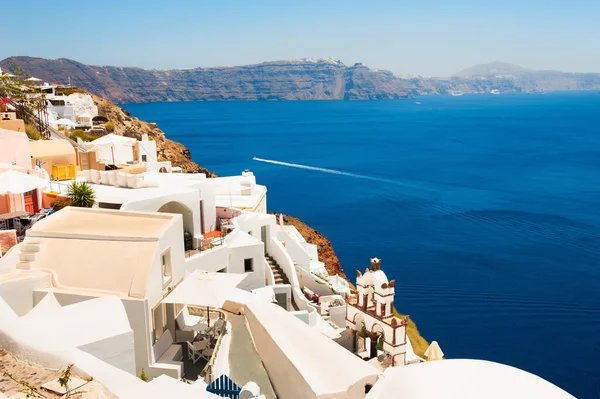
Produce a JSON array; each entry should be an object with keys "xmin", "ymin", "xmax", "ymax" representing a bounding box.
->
[
  {"xmin": 16, "ymin": 239, "xmax": 42, "ymax": 270},
  {"xmin": 265, "ymin": 254, "xmax": 289, "ymax": 285}
]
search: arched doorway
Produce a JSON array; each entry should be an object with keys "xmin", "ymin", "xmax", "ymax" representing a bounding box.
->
[{"xmin": 158, "ymin": 201, "xmax": 194, "ymax": 249}]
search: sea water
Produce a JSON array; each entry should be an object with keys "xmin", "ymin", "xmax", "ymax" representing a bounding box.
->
[{"xmin": 124, "ymin": 92, "xmax": 600, "ymax": 398}]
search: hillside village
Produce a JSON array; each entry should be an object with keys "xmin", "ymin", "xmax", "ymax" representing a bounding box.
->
[{"xmin": 0, "ymin": 70, "xmax": 574, "ymax": 398}]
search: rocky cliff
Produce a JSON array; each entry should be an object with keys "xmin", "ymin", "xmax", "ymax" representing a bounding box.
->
[
  {"xmin": 1, "ymin": 57, "xmax": 417, "ymax": 103},
  {"xmin": 3, "ymin": 57, "xmax": 600, "ymax": 102},
  {"xmin": 89, "ymin": 92, "xmax": 215, "ymax": 175},
  {"xmin": 276, "ymin": 214, "xmax": 346, "ymax": 280}
]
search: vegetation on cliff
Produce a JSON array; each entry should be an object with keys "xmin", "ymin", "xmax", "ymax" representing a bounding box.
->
[
  {"xmin": 91, "ymin": 93, "xmax": 217, "ymax": 176},
  {"xmin": 278, "ymin": 213, "xmax": 429, "ymax": 358}
]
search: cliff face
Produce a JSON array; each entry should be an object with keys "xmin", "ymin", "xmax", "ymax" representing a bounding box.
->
[
  {"xmin": 277, "ymin": 214, "xmax": 346, "ymax": 280},
  {"xmin": 1, "ymin": 57, "xmax": 416, "ymax": 103},
  {"xmin": 3, "ymin": 57, "xmax": 600, "ymax": 103},
  {"xmin": 90, "ymin": 93, "xmax": 216, "ymax": 175}
]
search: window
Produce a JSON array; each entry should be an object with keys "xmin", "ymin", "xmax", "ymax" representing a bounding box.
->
[
  {"xmin": 141, "ymin": 154, "xmax": 147, "ymax": 162},
  {"xmin": 152, "ymin": 303, "xmax": 167, "ymax": 342},
  {"xmin": 161, "ymin": 249, "xmax": 172, "ymax": 287},
  {"xmin": 244, "ymin": 258, "xmax": 253, "ymax": 272}
]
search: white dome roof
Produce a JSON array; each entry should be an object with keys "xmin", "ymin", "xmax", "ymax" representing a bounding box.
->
[{"xmin": 367, "ymin": 359, "xmax": 573, "ymax": 399}]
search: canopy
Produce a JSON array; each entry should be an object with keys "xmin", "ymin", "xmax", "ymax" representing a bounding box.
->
[
  {"xmin": 0, "ymin": 170, "xmax": 48, "ymax": 194},
  {"xmin": 424, "ymin": 341, "xmax": 444, "ymax": 361},
  {"xmin": 56, "ymin": 118, "xmax": 77, "ymax": 127},
  {"xmin": 162, "ymin": 270, "xmax": 254, "ymax": 308},
  {"xmin": 25, "ymin": 77, "xmax": 42, "ymax": 82},
  {"xmin": 91, "ymin": 133, "xmax": 136, "ymax": 147}
]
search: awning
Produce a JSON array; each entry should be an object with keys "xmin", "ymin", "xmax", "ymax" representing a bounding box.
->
[
  {"xmin": 90, "ymin": 133, "xmax": 136, "ymax": 147},
  {"xmin": 0, "ymin": 170, "xmax": 48, "ymax": 194},
  {"xmin": 162, "ymin": 270, "xmax": 255, "ymax": 308}
]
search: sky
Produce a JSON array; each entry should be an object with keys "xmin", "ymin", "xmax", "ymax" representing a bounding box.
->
[{"xmin": 2, "ymin": 0, "xmax": 599, "ymax": 77}]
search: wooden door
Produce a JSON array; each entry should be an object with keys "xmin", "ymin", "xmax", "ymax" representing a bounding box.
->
[{"xmin": 23, "ymin": 190, "xmax": 39, "ymax": 214}]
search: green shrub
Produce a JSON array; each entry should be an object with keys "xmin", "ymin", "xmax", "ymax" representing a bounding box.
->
[
  {"xmin": 104, "ymin": 121, "xmax": 115, "ymax": 132},
  {"xmin": 68, "ymin": 129, "xmax": 94, "ymax": 142},
  {"xmin": 51, "ymin": 198, "xmax": 72, "ymax": 212},
  {"xmin": 139, "ymin": 368, "xmax": 148, "ymax": 382},
  {"xmin": 376, "ymin": 336, "xmax": 384, "ymax": 351},
  {"xmin": 24, "ymin": 123, "xmax": 42, "ymax": 140},
  {"xmin": 66, "ymin": 181, "xmax": 96, "ymax": 208}
]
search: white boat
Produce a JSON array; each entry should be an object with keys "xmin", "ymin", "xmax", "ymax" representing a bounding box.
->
[
  {"xmin": 450, "ymin": 90, "xmax": 464, "ymax": 96},
  {"xmin": 490, "ymin": 89, "xmax": 500, "ymax": 95}
]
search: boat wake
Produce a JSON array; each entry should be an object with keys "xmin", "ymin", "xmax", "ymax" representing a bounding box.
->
[{"xmin": 252, "ymin": 157, "xmax": 430, "ymax": 191}]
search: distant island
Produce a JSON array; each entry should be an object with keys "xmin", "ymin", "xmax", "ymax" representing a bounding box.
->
[{"xmin": 2, "ymin": 57, "xmax": 599, "ymax": 103}]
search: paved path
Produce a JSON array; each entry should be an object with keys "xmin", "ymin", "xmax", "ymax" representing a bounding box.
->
[{"xmin": 228, "ymin": 314, "xmax": 277, "ymax": 398}]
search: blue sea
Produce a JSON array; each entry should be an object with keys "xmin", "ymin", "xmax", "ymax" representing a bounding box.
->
[{"xmin": 124, "ymin": 92, "xmax": 600, "ymax": 398}]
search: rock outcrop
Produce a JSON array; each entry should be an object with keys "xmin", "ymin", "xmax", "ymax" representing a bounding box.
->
[
  {"xmin": 277, "ymin": 214, "xmax": 346, "ymax": 280},
  {"xmin": 90, "ymin": 93, "xmax": 216, "ymax": 175}
]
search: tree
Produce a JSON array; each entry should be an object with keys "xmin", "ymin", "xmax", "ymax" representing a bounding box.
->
[{"xmin": 66, "ymin": 182, "xmax": 96, "ymax": 208}]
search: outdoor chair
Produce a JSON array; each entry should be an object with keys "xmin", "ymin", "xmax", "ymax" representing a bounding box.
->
[
  {"xmin": 201, "ymin": 346, "xmax": 214, "ymax": 361},
  {"xmin": 186, "ymin": 341, "xmax": 202, "ymax": 365},
  {"xmin": 176, "ymin": 306, "xmax": 208, "ymax": 332}
]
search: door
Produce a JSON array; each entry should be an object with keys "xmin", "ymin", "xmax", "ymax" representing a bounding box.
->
[
  {"xmin": 23, "ymin": 190, "xmax": 38, "ymax": 213},
  {"xmin": 275, "ymin": 292, "xmax": 288, "ymax": 310},
  {"xmin": 261, "ymin": 225, "xmax": 268, "ymax": 254}
]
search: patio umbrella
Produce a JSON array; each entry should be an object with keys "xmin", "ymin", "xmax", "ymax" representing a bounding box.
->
[
  {"xmin": 56, "ymin": 118, "xmax": 77, "ymax": 127},
  {"xmin": 162, "ymin": 270, "xmax": 253, "ymax": 325},
  {"xmin": 25, "ymin": 77, "xmax": 42, "ymax": 82},
  {"xmin": 0, "ymin": 170, "xmax": 48, "ymax": 194},
  {"xmin": 424, "ymin": 341, "xmax": 444, "ymax": 361}
]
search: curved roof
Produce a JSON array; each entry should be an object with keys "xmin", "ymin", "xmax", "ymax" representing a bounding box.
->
[
  {"xmin": 366, "ymin": 359, "xmax": 574, "ymax": 399},
  {"xmin": 30, "ymin": 138, "xmax": 75, "ymax": 158},
  {"xmin": 26, "ymin": 208, "xmax": 179, "ymax": 298},
  {"xmin": 245, "ymin": 301, "xmax": 380, "ymax": 398}
]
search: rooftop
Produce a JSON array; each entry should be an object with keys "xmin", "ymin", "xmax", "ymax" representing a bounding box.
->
[
  {"xmin": 23, "ymin": 208, "xmax": 181, "ymax": 298},
  {"xmin": 29, "ymin": 207, "xmax": 176, "ymax": 240},
  {"xmin": 366, "ymin": 359, "xmax": 574, "ymax": 398}
]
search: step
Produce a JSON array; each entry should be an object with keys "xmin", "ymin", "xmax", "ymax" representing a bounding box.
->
[
  {"xmin": 20, "ymin": 243, "xmax": 42, "ymax": 253},
  {"xmin": 19, "ymin": 252, "xmax": 36, "ymax": 262},
  {"xmin": 16, "ymin": 261, "xmax": 31, "ymax": 270}
]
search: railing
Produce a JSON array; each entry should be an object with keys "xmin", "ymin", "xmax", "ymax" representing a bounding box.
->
[
  {"xmin": 269, "ymin": 237, "xmax": 318, "ymax": 326},
  {"xmin": 10, "ymin": 99, "xmax": 87, "ymax": 150}
]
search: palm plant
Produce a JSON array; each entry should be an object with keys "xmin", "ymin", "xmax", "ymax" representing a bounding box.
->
[{"xmin": 66, "ymin": 181, "xmax": 96, "ymax": 208}]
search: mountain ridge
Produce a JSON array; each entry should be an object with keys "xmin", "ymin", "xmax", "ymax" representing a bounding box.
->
[{"xmin": 2, "ymin": 56, "xmax": 600, "ymax": 103}]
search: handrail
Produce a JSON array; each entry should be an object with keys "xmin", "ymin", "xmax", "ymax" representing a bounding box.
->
[
  {"xmin": 269, "ymin": 238, "xmax": 318, "ymax": 325},
  {"xmin": 10, "ymin": 99, "xmax": 87, "ymax": 151}
]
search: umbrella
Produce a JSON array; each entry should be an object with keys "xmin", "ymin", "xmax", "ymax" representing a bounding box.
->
[
  {"xmin": 56, "ymin": 118, "xmax": 77, "ymax": 127},
  {"xmin": 25, "ymin": 77, "xmax": 42, "ymax": 82},
  {"xmin": 424, "ymin": 341, "xmax": 444, "ymax": 361},
  {"xmin": 0, "ymin": 170, "xmax": 48, "ymax": 194},
  {"xmin": 162, "ymin": 270, "xmax": 253, "ymax": 325}
]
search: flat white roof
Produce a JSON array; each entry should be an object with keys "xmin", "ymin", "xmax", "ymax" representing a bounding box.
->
[
  {"xmin": 26, "ymin": 208, "xmax": 179, "ymax": 298},
  {"xmin": 245, "ymin": 301, "xmax": 380, "ymax": 397},
  {"xmin": 366, "ymin": 359, "xmax": 574, "ymax": 399},
  {"xmin": 18, "ymin": 296, "xmax": 132, "ymax": 351},
  {"xmin": 29, "ymin": 207, "xmax": 176, "ymax": 239}
]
